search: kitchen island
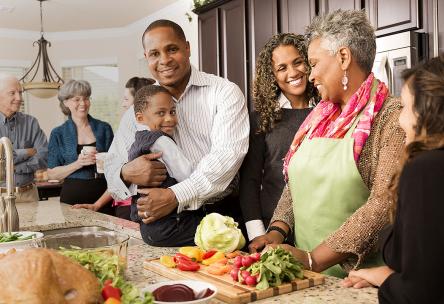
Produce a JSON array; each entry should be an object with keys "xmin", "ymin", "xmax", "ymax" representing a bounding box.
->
[{"xmin": 17, "ymin": 200, "xmax": 378, "ymax": 304}]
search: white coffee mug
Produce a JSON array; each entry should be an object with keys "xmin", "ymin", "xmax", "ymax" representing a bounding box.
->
[
  {"xmin": 95, "ymin": 152, "xmax": 107, "ymax": 173},
  {"xmin": 81, "ymin": 146, "xmax": 97, "ymax": 155}
]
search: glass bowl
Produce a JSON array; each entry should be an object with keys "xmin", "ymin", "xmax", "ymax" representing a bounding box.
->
[
  {"xmin": 0, "ymin": 231, "xmax": 44, "ymax": 253},
  {"xmin": 41, "ymin": 230, "xmax": 129, "ymax": 270}
]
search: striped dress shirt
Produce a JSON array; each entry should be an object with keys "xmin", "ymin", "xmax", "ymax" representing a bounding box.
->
[{"xmin": 105, "ymin": 66, "xmax": 249, "ymax": 213}]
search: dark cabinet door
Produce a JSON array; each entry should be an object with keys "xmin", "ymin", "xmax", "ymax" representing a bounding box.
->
[
  {"xmin": 219, "ymin": 0, "xmax": 248, "ymax": 97},
  {"xmin": 198, "ymin": 9, "xmax": 219, "ymax": 76},
  {"xmin": 319, "ymin": 0, "xmax": 363, "ymax": 13},
  {"xmin": 248, "ymin": 0, "xmax": 279, "ymax": 78},
  {"xmin": 367, "ymin": 0, "xmax": 421, "ymax": 37},
  {"xmin": 280, "ymin": 0, "xmax": 316, "ymax": 35}
]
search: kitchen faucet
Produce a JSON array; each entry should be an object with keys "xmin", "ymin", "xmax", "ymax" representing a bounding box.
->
[{"xmin": 0, "ymin": 137, "xmax": 19, "ymax": 233}]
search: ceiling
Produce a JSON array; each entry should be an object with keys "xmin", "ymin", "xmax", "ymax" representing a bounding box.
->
[{"xmin": 0, "ymin": 0, "xmax": 180, "ymax": 32}]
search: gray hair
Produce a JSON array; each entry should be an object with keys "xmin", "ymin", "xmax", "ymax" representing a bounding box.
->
[
  {"xmin": 57, "ymin": 79, "xmax": 91, "ymax": 115},
  {"xmin": 306, "ymin": 9, "xmax": 376, "ymax": 74},
  {"xmin": 0, "ymin": 73, "xmax": 19, "ymax": 91}
]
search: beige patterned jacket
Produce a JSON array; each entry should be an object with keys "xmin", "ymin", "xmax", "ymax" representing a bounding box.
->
[{"xmin": 270, "ymin": 97, "xmax": 405, "ymax": 271}]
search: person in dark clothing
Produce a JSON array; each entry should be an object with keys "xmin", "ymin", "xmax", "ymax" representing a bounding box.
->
[
  {"xmin": 343, "ymin": 55, "xmax": 444, "ymax": 304},
  {"xmin": 239, "ymin": 33, "xmax": 319, "ymax": 242},
  {"xmin": 128, "ymin": 85, "xmax": 193, "ymax": 246}
]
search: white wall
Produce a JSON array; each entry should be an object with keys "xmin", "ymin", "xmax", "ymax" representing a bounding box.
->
[{"xmin": 0, "ymin": 0, "xmax": 198, "ymax": 136}]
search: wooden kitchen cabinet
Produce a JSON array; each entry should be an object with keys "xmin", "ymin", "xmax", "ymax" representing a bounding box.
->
[
  {"xmin": 219, "ymin": 0, "xmax": 248, "ymax": 97},
  {"xmin": 318, "ymin": 0, "xmax": 364, "ymax": 14},
  {"xmin": 195, "ymin": 0, "xmax": 248, "ymax": 98},
  {"xmin": 279, "ymin": 0, "xmax": 316, "ymax": 35},
  {"xmin": 198, "ymin": 9, "xmax": 219, "ymax": 76},
  {"xmin": 367, "ymin": 0, "xmax": 421, "ymax": 36},
  {"xmin": 248, "ymin": 0, "xmax": 279, "ymax": 75}
]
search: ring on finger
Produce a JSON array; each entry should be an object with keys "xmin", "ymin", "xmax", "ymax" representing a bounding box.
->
[{"xmin": 144, "ymin": 211, "xmax": 149, "ymax": 218}]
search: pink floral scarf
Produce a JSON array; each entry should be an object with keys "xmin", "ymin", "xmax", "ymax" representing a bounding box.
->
[{"xmin": 283, "ymin": 73, "xmax": 388, "ymax": 182}]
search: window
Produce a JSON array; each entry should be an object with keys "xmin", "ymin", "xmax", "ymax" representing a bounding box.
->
[
  {"xmin": 0, "ymin": 66, "xmax": 29, "ymax": 113},
  {"xmin": 62, "ymin": 65, "xmax": 120, "ymax": 131}
]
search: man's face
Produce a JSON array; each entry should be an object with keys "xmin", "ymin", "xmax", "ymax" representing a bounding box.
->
[
  {"xmin": 0, "ymin": 77, "xmax": 22, "ymax": 117},
  {"xmin": 143, "ymin": 27, "xmax": 191, "ymax": 89}
]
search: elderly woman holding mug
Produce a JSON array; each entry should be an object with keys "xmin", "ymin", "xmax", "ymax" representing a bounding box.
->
[
  {"xmin": 250, "ymin": 9, "xmax": 405, "ymax": 278},
  {"xmin": 47, "ymin": 80, "xmax": 114, "ymax": 215}
]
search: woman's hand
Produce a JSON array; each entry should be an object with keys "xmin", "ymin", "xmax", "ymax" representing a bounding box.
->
[
  {"xmin": 72, "ymin": 203, "xmax": 99, "ymax": 212},
  {"xmin": 344, "ymin": 266, "xmax": 394, "ymax": 288},
  {"xmin": 342, "ymin": 275, "xmax": 373, "ymax": 288},
  {"xmin": 76, "ymin": 151, "xmax": 96, "ymax": 168},
  {"xmin": 248, "ymin": 231, "xmax": 284, "ymax": 253},
  {"xmin": 265, "ymin": 244, "xmax": 311, "ymax": 269}
]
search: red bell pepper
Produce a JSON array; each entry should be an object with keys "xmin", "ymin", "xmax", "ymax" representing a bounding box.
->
[
  {"xmin": 174, "ymin": 253, "xmax": 200, "ymax": 271},
  {"xmin": 173, "ymin": 253, "xmax": 192, "ymax": 263},
  {"xmin": 202, "ymin": 250, "xmax": 217, "ymax": 260},
  {"xmin": 177, "ymin": 259, "xmax": 200, "ymax": 271},
  {"xmin": 102, "ymin": 284, "xmax": 122, "ymax": 301}
]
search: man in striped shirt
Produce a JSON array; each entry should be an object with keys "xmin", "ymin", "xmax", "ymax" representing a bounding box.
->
[{"xmin": 105, "ymin": 20, "xmax": 249, "ymax": 246}]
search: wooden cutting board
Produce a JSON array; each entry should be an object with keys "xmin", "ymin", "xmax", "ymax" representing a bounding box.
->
[{"xmin": 143, "ymin": 258, "xmax": 325, "ymax": 304}]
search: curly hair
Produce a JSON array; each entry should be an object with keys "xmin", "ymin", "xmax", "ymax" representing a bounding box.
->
[
  {"xmin": 388, "ymin": 54, "xmax": 444, "ymax": 222},
  {"xmin": 253, "ymin": 33, "xmax": 318, "ymax": 133}
]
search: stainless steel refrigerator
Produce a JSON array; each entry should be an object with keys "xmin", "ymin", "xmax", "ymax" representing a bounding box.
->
[{"xmin": 372, "ymin": 31, "xmax": 428, "ymax": 97}]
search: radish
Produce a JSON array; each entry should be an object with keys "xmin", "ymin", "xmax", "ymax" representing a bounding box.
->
[
  {"xmin": 230, "ymin": 268, "xmax": 239, "ymax": 281},
  {"xmin": 245, "ymin": 275, "xmax": 257, "ymax": 286},
  {"xmin": 242, "ymin": 256, "xmax": 254, "ymax": 268},
  {"xmin": 233, "ymin": 256, "xmax": 243, "ymax": 268}
]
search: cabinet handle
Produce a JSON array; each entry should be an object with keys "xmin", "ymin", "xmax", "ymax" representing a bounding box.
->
[{"xmin": 433, "ymin": 0, "xmax": 439, "ymax": 57}]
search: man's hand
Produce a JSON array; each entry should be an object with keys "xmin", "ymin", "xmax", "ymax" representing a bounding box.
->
[
  {"xmin": 121, "ymin": 153, "xmax": 167, "ymax": 187},
  {"xmin": 26, "ymin": 148, "xmax": 37, "ymax": 157},
  {"xmin": 136, "ymin": 188, "xmax": 178, "ymax": 224}
]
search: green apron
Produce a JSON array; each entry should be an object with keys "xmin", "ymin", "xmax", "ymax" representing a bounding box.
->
[{"xmin": 288, "ymin": 103, "xmax": 383, "ymax": 278}]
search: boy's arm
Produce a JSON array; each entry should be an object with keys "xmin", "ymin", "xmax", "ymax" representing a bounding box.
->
[{"xmin": 151, "ymin": 136, "xmax": 193, "ymax": 182}]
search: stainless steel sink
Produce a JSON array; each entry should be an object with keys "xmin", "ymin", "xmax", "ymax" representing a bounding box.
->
[{"xmin": 42, "ymin": 226, "xmax": 144, "ymax": 246}]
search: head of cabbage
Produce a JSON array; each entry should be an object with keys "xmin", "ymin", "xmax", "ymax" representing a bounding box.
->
[{"xmin": 194, "ymin": 213, "xmax": 246, "ymax": 253}]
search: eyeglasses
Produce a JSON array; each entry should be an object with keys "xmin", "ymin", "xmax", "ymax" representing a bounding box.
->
[{"xmin": 68, "ymin": 96, "xmax": 91, "ymax": 103}]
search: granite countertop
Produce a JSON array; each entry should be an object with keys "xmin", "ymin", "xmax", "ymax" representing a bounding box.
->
[{"xmin": 16, "ymin": 200, "xmax": 378, "ymax": 304}]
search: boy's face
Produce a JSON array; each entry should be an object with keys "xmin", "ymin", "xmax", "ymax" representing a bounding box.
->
[{"xmin": 135, "ymin": 92, "xmax": 178, "ymax": 136}]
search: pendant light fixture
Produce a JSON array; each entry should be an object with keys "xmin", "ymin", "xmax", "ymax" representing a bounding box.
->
[{"xmin": 20, "ymin": 0, "xmax": 63, "ymax": 99}]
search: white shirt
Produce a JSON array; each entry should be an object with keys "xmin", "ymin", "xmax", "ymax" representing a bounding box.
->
[{"xmin": 105, "ymin": 66, "xmax": 249, "ymax": 213}]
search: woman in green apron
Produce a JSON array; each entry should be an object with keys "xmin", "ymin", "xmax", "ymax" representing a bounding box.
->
[{"xmin": 249, "ymin": 9, "xmax": 405, "ymax": 278}]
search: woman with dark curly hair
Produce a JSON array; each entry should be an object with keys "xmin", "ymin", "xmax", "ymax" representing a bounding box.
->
[
  {"xmin": 239, "ymin": 33, "xmax": 319, "ymax": 242},
  {"xmin": 343, "ymin": 55, "xmax": 444, "ymax": 303}
]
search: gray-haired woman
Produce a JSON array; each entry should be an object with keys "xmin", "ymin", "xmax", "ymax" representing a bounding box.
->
[
  {"xmin": 47, "ymin": 80, "xmax": 114, "ymax": 214},
  {"xmin": 249, "ymin": 9, "xmax": 405, "ymax": 278}
]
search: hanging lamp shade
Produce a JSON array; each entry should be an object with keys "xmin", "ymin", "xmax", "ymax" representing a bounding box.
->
[{"xmin": 20, "ymin": 0, "xmax": 63, "ymax": 99}]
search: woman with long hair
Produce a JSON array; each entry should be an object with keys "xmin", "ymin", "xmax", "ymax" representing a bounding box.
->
[
  {"xmin": 343, "ymin": 55, "xmax": 444, "ymax": 303},
  {"xmin": 240, "ymin": 33, "xmax": 318, "ymax": 242}
]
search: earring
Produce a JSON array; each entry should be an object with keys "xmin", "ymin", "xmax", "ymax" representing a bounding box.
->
[{"xmin": 342, "ymin": 70, "xmax": 348, "ymax": 91}]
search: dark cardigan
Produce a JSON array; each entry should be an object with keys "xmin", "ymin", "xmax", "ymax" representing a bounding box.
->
[
  {"xmin": 379, "ymin": 148, "xmax": 444, "ymax": 304},
  {"xmin": 48, "ymin": 115, "xmax": 113, "ymax": 179}
]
